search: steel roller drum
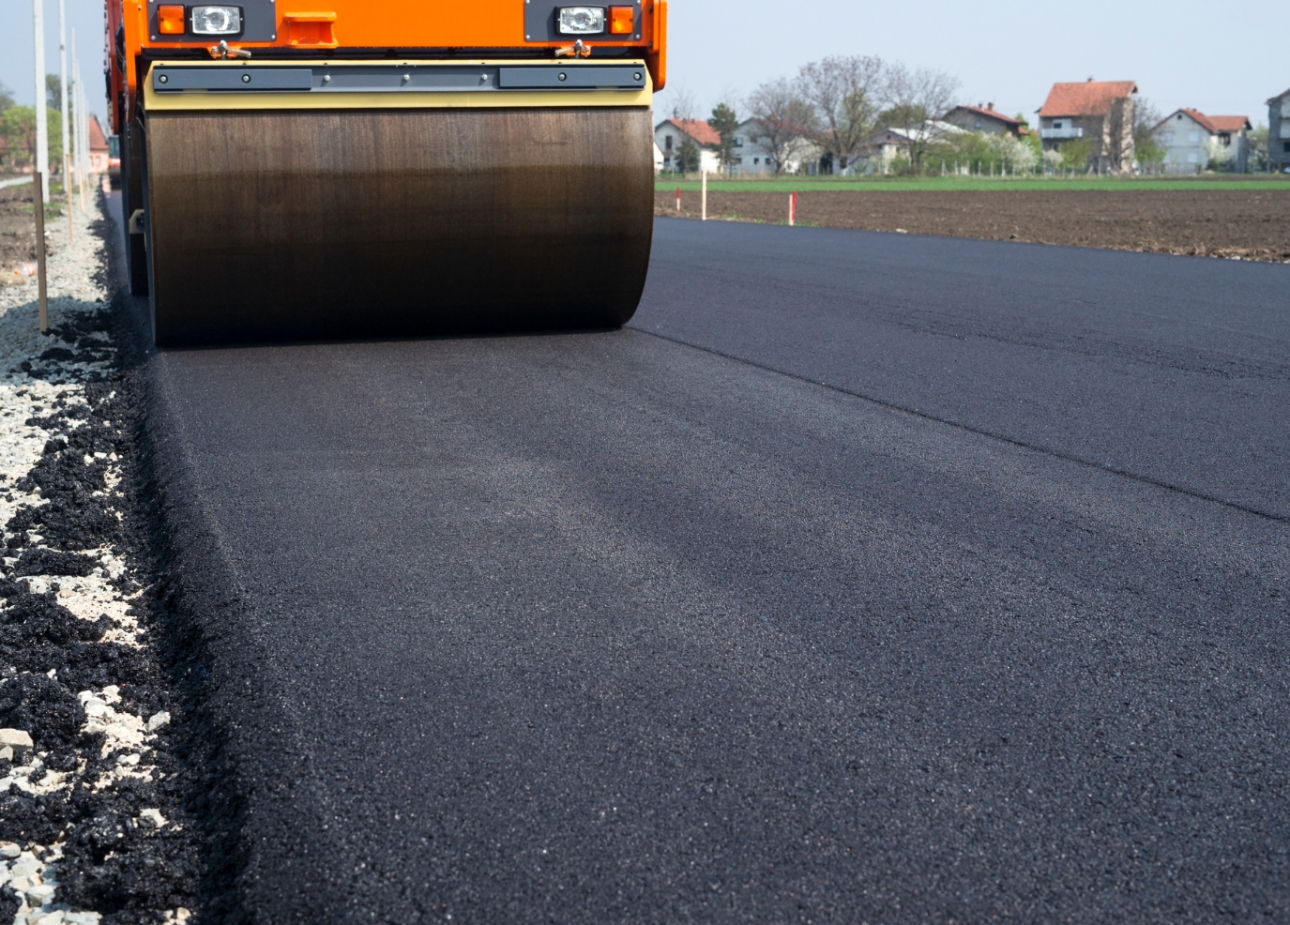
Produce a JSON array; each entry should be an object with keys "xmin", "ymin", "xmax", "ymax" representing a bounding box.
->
[{"xmin": 144, "ymin": 108, "xmax": 654, "ymax": 346}]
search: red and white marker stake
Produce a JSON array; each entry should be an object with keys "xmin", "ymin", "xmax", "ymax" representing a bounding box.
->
[
  {"xmin": 789, "ymin": 192, "xmax": 797, "ymax": 227},
  {"xmin": 676, "ymin": 187, "xmax": 682, "ymax": 212}
]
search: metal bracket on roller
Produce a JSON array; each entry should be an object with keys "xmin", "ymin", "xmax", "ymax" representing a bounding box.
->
[
  {"xmin": 128, "ymin": 209, "xmax": 147, "ymax": 235},
  {"xmin": 555, "ymin": 40, "xmax": 592, "ymax": 58},
  {"xmin": 209, "ymin": 40, "xmax": 252, "ymax": 60}
]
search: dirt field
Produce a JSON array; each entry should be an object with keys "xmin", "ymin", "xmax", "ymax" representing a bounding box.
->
[{"xmin": 655, "ymin": 189, "xmax": 1290, "ymax": 262}]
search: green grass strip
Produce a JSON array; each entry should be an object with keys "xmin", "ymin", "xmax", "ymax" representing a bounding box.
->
[{"xmin": 655, "ymin": 176, "xmax": 1290, "ymax": 193}]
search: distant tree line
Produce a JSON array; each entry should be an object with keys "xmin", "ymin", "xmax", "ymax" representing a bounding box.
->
[
  {"xmin": 669, "ymin": 62, "xmax": 1277, "ymax": 177},
  {"xmin": 0, "ymin": 79, "xmax": 65, "ymax": 175}
]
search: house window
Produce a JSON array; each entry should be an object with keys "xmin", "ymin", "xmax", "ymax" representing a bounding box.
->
[
  {"xmin": 664, "ymin": 135, "xmax": 673, "ymax": 151},
  {"xmin": 1284, "ymin": 141, "xmax": 1290, "ymax": 153},
  {"xmin": 1220, "ymin": 133, "xmax": 1231, "ymax": 147},
  {"xmin": 974, "ymin": 119, "xmax": 981, "ymax": 129},
  {"xmin": 734, "ymin": 136, "xmax": 744, "ymax": 147},
  {"xmin": 753, "ymin": 158, "xmax": 760, "ymax": 165},
  {"xmin": 1054, "ymin": 121, "xmax": 1063, "ymax": 128}
]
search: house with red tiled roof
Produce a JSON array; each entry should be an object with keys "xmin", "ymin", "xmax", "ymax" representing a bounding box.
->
[
  {"xmin": 654, "ymin": 118, "xmax": 721, "ymax": 175},
  {"xmin": 88, "ymin": 116, "xmax": 110, "ymax": 174},
  {"xmin": 942, "ymin": 104, "xmax": 1030, "ymax": 138},
  {"xmin": 1153, "ymin": 109, "xmax": 1252, "ymax": 173},
  {"xmin": 1269, "ymin": 88, "xmax": 1290, "ymax": 172},
  {"xmin": 1038, "ymin": 79, "xmax": 1137, "ymax": 173}
]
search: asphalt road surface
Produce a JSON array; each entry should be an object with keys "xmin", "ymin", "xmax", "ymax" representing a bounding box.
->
[{"xmin": 136, "ymin": 218, "xmax": 1290, "ymax": 923}]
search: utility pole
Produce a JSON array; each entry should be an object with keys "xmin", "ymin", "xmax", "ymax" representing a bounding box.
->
[
  {"xmin": 59, "ymin": 0, "xmax": 72, "ymax": 238},
  {"xmin": 72, "ymin": 30, "xmax": 85, "ymax": 211},
  {"xmin": 33, "ymin": 0, "xmax": 50, "ymax": 203}
]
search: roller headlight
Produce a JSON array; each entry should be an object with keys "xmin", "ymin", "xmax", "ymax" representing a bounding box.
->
[
  {"xmin": 191, "ymin": 6, "xmax": 243, "ymax": 35},
  {"xmin": 558, "ymin": 7, "xmax": 606, "ymax": 34}
]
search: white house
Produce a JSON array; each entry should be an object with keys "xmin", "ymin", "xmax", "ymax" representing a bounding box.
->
[
  {"xmin": 724, "ymin": 119, "xmax": 822, "ymax": 176},
  {"xmin": 1154, "ymin": 109, "xmax": 1251, "ymax": 173},
  {"xmin": 1269, "ymin": 88, "xmax": 1290, "ymax": 172},
  {"xmin": 858, "ymin": 122, "xmax": 967, "ymax": 174},
  {"xmin": 654, "ymin": 119, "xmax": 721, "ymax": 175}
]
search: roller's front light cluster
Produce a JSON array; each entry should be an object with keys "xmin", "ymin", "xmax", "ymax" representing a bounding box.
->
[
  {"xmin": 191, "ymin": 6, "xmax": 243, "ymax": 35},
  {"xmin": 556, "ymin": 6, "xmax": 636, "ymax": 37},
  {"xmin": 557, "ymin": 7, "xmax": 606, "ymax": 34}
]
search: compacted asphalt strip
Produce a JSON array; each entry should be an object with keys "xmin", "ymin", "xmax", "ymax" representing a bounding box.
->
[{"xmin": 131, "ymin": 215, "xmax": 1289, "ymax": 923}]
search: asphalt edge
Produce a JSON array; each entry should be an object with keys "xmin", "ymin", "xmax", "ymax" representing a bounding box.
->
[{"xmin": 105, "ymin": 205, "xmax": 254, "ymax": 925}]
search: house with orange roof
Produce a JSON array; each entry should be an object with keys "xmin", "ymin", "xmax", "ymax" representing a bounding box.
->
[
  {"xmin": 1038, "ymin": 79, "xmax": 1137, "ymax": 173},
  {"xmin": 1270, "ymin": 88, "xmax": 1290, "ymax": 172},
  {"xmin": 943, "ymin": 104, "xmax": 1030, "ymax": 139},
  {"xmin": 1153, "ymin": 109, "xmax": 1251, "ymax": 173},
  {"xmin": 88, "ymin": 116, "xmax": 110, "ymax": 174},
  {"xmin": 653, "ymin": 118, "xmax": 722, "ymax": 175}
]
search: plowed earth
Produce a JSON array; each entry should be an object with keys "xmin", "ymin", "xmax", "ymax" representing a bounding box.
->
[
  {"xmin": 655, "ymin": 189, "xmax": 1290, "ymax": 262},
  {"xmin": 0, "ymin": 185, "xmax": 45, "ymax": 279}
]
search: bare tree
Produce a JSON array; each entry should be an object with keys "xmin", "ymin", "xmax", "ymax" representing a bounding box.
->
[
  {"xmin": 1132, "ymin": 96, "xmax": 1164, "ymax": 172},
  {"xmin": 796, "ymin": 55, "xmax": 885, "ymax": 174},
  {"xmin": 665, "ymin": 86, "xmax": 699, "ymax": 121},
  {"xmin": 883, "ymin": 63, "xmax": 959, "ymax": 168},
  {"xmin": 744, "ymin": 77, "xmax": 817, "ymax": 175}
]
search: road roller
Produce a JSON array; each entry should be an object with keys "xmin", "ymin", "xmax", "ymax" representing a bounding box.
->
[{"xmin": 105, "ymin": 1, "xmax": 667, "ymax": 346}]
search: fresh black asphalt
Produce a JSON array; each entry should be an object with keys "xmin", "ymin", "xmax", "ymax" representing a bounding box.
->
[{"xmin": 134, "ymin": 217, "xmax": 1290, "ymax": 923}]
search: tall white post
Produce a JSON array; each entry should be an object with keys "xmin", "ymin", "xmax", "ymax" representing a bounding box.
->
[
  {"xmin": 74, "ymin": 52, "xmax": 87, "ymax": 210},
  {"xmin": 58, "ymin": 0, "xmax": 68, "ymax": 175},
  {"xmin": 33, "ymin": 0, "xmax": 50, "ymax": 202}
]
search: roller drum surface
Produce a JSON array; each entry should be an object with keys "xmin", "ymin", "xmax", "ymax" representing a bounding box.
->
[{"xmin": 145, "ymin": 108, "xmax": 654, "ymax": 346}]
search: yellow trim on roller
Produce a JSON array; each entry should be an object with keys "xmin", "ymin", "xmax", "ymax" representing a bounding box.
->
[{"xmin": 142, "ymin": 60, "xmax": 652, "ymax": 111}]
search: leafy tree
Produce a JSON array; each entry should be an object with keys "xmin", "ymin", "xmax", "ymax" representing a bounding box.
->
[
  {"xmin": 1248, "ymin": 124, "xmax": 1269, "ymax": 173},
  {"xmin": 709, "ymin": 102, "xmax": 740, "ymax": 176},
  {"xmin": 0, "ymin": 106, "xmax": 63, "ymax": 171},
  {"xmin": 46, "ymin": 74, "xmax": 62, "ymax": 113},
  {"xmin": 990, "ymin": 133, "xmax": 1037, "ymax": 174},
  {"xmin": 1132, "ymin": 97, "xmax": 1165, "ymax": 173},
  {"xmin": 877, "ymin": 104, "xmax": 928, "ymax": 129},
  {"xmin": 1060, "ymin": 136, "xmax": 1094, "ymax": 172},
  {"xmin": 676, "ymin": 136, "xmax": 701, "ymax": 175}
]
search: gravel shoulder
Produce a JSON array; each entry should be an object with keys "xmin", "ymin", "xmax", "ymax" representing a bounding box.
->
[
  {"xmin": 0, "ymin": 191, "xmax": 200, "ymax": 924},
  {"xmin": 655, "ymin": 189, "xmax": 1290, "ymax": 262}
]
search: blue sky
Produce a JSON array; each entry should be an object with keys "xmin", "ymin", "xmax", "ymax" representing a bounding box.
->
[
  {"xmin": 3, "ymin": 1, "xmax": 1285, "ymax": 128},
  {"xmin": 655, "ymin": 0, "xmax": 1287, "ymax": 125}
]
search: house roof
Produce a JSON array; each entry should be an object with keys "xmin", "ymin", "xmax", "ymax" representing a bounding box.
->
[
  {"xmin": 1039, "ymin": 81, "xmax": 1137, "ymax": 118},
  {"xmin": 1158, "ymin": 109, "xmax": 1251, "ymax": 135},
  {"xmin": 657, "ymin": 118, "xmax": 721, "ymax": 147},
  {"xmin": 948, "ymin": 105, "xmax": 1026, "ymax": 129},
  {"xmin": 1268, "ymin": 87, "xmax": 1290, "ymax": 105},
  {"xmin": 88, "ymin": 116, "xmax": 108, "ymax": 151}
]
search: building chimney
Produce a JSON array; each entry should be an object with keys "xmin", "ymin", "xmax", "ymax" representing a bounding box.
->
[{"xmin": 987, "ymin": 102, "xmax": 994, "ymax": 111}]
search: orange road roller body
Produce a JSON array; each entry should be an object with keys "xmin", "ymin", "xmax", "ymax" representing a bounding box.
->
[{"xmin": 106, "ymin": 1, "xmax": 667, "ymax": 346}]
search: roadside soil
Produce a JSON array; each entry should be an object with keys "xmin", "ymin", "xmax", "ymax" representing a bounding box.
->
[
  {"xmin": 655, "ymin": 189, "xmax": 1290, "ymax": 262},
  {"xmin": 0, "ymin": 184, "xmax": 51, "ymax": 283}
]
